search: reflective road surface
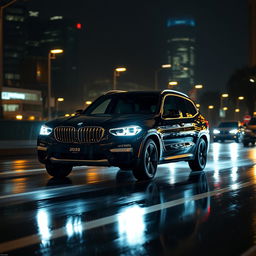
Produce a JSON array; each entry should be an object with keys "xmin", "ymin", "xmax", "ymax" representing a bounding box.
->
[{"xmin": 0, "ymin": 143, "xmax": 256, "ymax": 256}]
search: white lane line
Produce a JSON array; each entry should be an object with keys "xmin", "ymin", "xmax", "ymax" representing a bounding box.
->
[
  {"xmin": 0, "ymin": 184, "xmax": 89, "ymax": 200},
  {"xmin": 0, "ymin": 179, "xmax": 255, "ymax": 253},
  {"xmin": 0, "ymin": 168, "xmax": 45, "ymax": 176}
]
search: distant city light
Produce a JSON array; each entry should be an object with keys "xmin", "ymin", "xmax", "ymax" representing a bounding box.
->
[
  {"xmin": 169, "ymin": 81, "xmax": 178, "ymax": 86},
  {"xmin": 57, "ymin": 98, "xmax": 64, "ymax": 102},
  {"xmin": 195, "ymin": 84, "xmax": 203, "ymax": 89},
  {"xmin": 85, "ymin": 101, "xmax": 92, "ymax": 105},
  {"xmin": 223, "ymin": 107, "xmax": 228, "ymax": 111},
  {"xmin": 76, "ymin": 23, "xmax": 82, "ymax": 29},
  {"xmin": 161, "ymin": 64, "xmax": 171, "ymax": 68},
  {"xmin": 208, "ymin": 105, "xmax": 214, "ymax": 109},
  {"xmin": 65, "ymin": 114, "xmax": 70, "ymax": 117},
  {"xmin": 235, "ymin": 109, "xmax": 240, "ymax": 113},
  {"xmin": 249, "ymin": 78, "xmax": 255, "ymax": 83},
  {"xmin": 196, "ymin": 104, "xmax": 200, "ymax": 108},
  {"xmin": 29, "ymin": 116, "xmax": 35, "ymax": 120},
  {"xmin": 238, "ymin": 96, "xmax": 244, "ymax": 100},
  {"xmin": 167, "ymin": 18, "xmax": 196, "ymax": 27},
  {"xmin": 50, "ymin": 49, "xmax": 63, "ymax": 54},
  {"xmin": 115, "ymin": 67, "xmax": 126, "ymax": 72},
  {"xmin": 16, "ymin": 115, "xmax": 23, "ymax": 120},
  {"xmin": 222, "ymin": 94, "xmax": 229, "ymax": 98},
  {"xmin": 50, "ymin": 16, "xmax": 63, "ymax": 21}
]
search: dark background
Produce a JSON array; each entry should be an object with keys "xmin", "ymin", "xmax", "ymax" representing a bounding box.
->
[{"xmin": 27, "ymin": 0, "xmax": 249, "ymax": 91}]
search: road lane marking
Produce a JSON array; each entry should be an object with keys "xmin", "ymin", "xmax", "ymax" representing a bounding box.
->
[
  {"xmin": 0, "ymin": 179, "xmax": 255, "ymax": 253},
  {"xmin": 0, "ymin": 168, "xmax": 45, "ymax": 176}
]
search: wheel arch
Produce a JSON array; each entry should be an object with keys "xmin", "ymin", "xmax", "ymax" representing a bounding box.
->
[{"xmin": 138, "ymin": 132, "xmax": 162, "ymax": 161}]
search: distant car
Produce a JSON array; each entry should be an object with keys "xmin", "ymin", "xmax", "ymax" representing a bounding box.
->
[
  {"xmin": 242, "ymin": 117, "xmax": 256, "ymax": 147},
  {"xmin": 37, "ymin": 90, "xmax": 209, "ymax": 180},
  {"xmin": 213, "ymin": 121, "xmax": 243, "ymax": 143}
]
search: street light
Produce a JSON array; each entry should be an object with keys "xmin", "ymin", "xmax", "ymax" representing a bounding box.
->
[
  {"xmin": 48, "ymin": 49, "xmax": 64, "ymax": 120},
  {"xmin": 220, "ymin": 93, "xmax": 229, "ymax": 118},
  {"xmin": 168, "ymin": 81, "xmax": 178, "ymax": 89},
  {"xmin": 0, "ymin": 0, "xmax": 18, "ymax": 119},
  {"xmin": 154, "ymin": 64, "xmax": 172, "ymax": 90},
  {"xmin": 113, "ymin": 67, "xmax": 126, "ymax": 90},
  {"xmin": 195, "ymin": 84, "xmax": 203, "ymax": 89}
]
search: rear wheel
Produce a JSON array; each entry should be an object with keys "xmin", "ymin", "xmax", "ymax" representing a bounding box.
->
[
  {"xmin": 132, "ymin": 139, "xmax": 158, "ymax": 180},
  {"xmin": 189, "ymin": 139, "xmax": 207, "ymax": 172},
  {"xmin": 45, "ymin": 163, "xmax": 72, "ymax": 178}
]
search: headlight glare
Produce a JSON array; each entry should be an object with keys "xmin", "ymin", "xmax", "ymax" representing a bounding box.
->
[
  {"xmin": 213, "ymin": 129, "xmax": 220, "ymax": 134},
  {"xmin": 40, "ymin": 125, "xmax": 52, "ymax": 135},
  {"xmin": 109, "ymin": 126, "xmax": 142, "ymax": 136},
  {"xmin": 229, "ymin": 129, "xmax": 238, "ymax": 134}
]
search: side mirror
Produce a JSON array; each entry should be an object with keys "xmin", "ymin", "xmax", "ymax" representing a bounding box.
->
[
  {"xmin": 163, "ymin": 109, "xmax": 182, "ymax": 119},
  {"xmin": 75, "ymin": 109, "xmax": 83, "ymax": 115}
]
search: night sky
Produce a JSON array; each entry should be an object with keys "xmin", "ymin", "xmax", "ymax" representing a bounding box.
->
[{"xmin": 27, "ymin": 0, "xmax": 249, "ymax": 92}]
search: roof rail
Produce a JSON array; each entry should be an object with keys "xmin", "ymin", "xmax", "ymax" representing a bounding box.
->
[
  {"xmin": 104, "ymin": 90, "xmax": 127, "ymax": 95},
  {"xmin": 161, "ymin": 89, "xmax": 189, "ymax": 98}
]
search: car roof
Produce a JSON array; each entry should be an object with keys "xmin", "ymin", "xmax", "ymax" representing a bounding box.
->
[{"xmin": 104, "ymin": 89, "xmax": 189, "ymax": 98}]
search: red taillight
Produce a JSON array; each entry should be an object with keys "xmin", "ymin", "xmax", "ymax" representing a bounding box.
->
[{"xmin": 205, "ymin": 120, "xmax": 209, "ymax": 128}]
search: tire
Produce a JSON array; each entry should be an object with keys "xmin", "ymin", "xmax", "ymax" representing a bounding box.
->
[
  {"xmin": 45, "ymin": 163, "xmax": 72, "ymax": 178},
  {"xmin": 132, "ymin": 139, "xmax": 158, "ymax": 180},
  {"xmin": 189, "ymin": 138, "xmax": 207, "ymax": 172}
]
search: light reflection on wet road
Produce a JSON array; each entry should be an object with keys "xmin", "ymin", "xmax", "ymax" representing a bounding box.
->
[{"xmin": 0, "ymin": 142, "xmax": 256, "ymax": 255}]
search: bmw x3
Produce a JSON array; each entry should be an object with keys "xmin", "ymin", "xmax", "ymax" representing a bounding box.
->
[{"xmin": 38, "ymin": 90, "xmax": 210, "ymax": 180}]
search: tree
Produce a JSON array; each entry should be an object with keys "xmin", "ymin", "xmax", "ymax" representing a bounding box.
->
[{"xmin": 227, "ymin": 67, "xmax": 256, "ymax": 116}]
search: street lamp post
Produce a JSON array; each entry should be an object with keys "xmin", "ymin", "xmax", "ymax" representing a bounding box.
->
[
  {"xmin": 113, "ymin": 67, "xmax": 126, "ymax": 90},
  {"xmin": 235, "ymin": 96, "xmax": 244, "ymax": 120},
  {"xmin": 48, "ymin": 49, "xmax": 63, "ymax": 120},
  {"xmin": 154, "ymin": 64, "xmax": 171, "ymax": 90},
  {"xmin": 0, "ymin": 0, "xmax": 17, "ymax": 119},
  {"xmin": 56, "ymin": 97, "xmax": 64, "ymax": 117},
  {"xmin": 208, "ymin": 105, "xmax": 214, "ymax": 125}
]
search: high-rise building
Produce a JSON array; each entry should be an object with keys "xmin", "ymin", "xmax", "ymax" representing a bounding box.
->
[
  {"xmin": 166, "ymin": 18, "xmax": 196, "ymax": 94},
  {"xmin": 3, "ymin": 3, "xmax": 27, "ymax": 88},
  {"xmin": 249, "ymin": 0, "xmax": 256, "ymax": 66}
]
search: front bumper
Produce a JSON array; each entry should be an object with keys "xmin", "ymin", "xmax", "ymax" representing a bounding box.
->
[
  {"xmin": 37, "ymin": 133, "xmax": 144, "ymax": 167},
  {"xmin": 213, "ymin": 134, "xmax": 239, "ymax": 140}
]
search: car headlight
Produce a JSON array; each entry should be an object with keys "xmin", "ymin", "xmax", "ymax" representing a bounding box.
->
[
  {"xmin": 213, "ymin": 129, "xmax": 220, "ymax": 134},
  {"xmin": 109, "ymin": 125, "xmax": 142, "ymax": 136},
  {"xmin": 229, "ymin": 129, "xmax": 238, "ymax": 134},
  {"xmin": 39, "ymin": 125, "xmax": 52, "ymax": 136}
]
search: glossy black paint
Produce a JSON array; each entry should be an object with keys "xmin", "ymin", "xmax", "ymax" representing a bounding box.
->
[{"xmin": 37, "ymin": 90, "xmax": 209, "ymax": 171}]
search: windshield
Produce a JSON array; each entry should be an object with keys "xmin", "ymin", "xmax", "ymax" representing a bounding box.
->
[
  {"xmin": 248, "ymin": 118, "xmax": 256, "ymax": 125},
  {"xmin": 218, "ymin": 122, "xmax": 238, "ymax": 128},
  {"xmin": 84, "ymin": 93, "xmax": 160, "ymax": 115}
]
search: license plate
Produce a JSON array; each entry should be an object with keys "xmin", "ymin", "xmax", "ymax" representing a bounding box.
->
[{"xmin": 69, "ymin": 147, "xmax": 80, "ymax": 152}]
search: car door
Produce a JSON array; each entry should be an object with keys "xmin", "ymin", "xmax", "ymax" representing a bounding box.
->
[{"xmin": 158, "ymin": 94, "xmax": 198, "ymax": 160}]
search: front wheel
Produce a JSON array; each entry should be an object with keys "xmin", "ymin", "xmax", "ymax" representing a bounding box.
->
[
  {"xmin": 132, "ymin": 139, "xmax": 158, "ymax": 180},
  {"xmin": 45, "ymin": 163, "xmax": 72, "ymax": 178},
  {"xmin": 188, "ymin": 139, "xmax": 207, "ymax": 172}
]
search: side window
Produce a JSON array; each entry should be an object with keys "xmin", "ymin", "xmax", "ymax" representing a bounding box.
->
[
  {"xmin": 163, "ymin": 95, "xmax": 178, "ymax": 116},
  {"xmin": 184, "ymin": 99, "xmax": 197, "ymax": 117},
  {"xmin": 163, "ymin": 95, "xmax": 197, "ymax": 118}
]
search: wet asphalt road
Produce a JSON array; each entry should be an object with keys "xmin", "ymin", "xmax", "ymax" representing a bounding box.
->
[{"xmin": 0, "ymin": 143, "xmax": 256, "ymax": 256}]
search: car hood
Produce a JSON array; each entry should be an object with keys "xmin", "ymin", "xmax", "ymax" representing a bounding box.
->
[
  {"xmin": 45, "ymin": 114, "xmax": 156, "ymax": 129},
  {"xmin": 216, "ymin": 127, "xmax": 238, "ymax": 131}
]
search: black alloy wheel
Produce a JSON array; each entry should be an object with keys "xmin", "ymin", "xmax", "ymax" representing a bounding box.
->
[
  {"xmin": 189, "ymin": 138, "xmax": 207, "ymax": 172},
  {"xmin": 132, "ymin": 139, "xmax": 158, "ymax": 180},
  {"xmin": 45, "ymin": 163, "xmax": 73, "ymax": 178}
]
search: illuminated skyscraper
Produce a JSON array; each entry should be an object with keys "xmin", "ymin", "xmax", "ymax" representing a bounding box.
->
[{"xmin": 166, "ymin": 18, "xmax": 196, "ymax": 94}]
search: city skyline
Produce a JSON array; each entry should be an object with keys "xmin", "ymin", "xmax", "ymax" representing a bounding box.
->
[{"xmin": 26, "ymin": 0, "xmax": 248, "ymax": 92}]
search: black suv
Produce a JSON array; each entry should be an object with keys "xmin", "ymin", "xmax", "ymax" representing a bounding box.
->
[
  {"xmin": 38, "ymin": 90, "xmax": 210, "ymax": 180},
  {"xmin": 242, "ymin": 117, "xmax": 256, "ymax": 147}
]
